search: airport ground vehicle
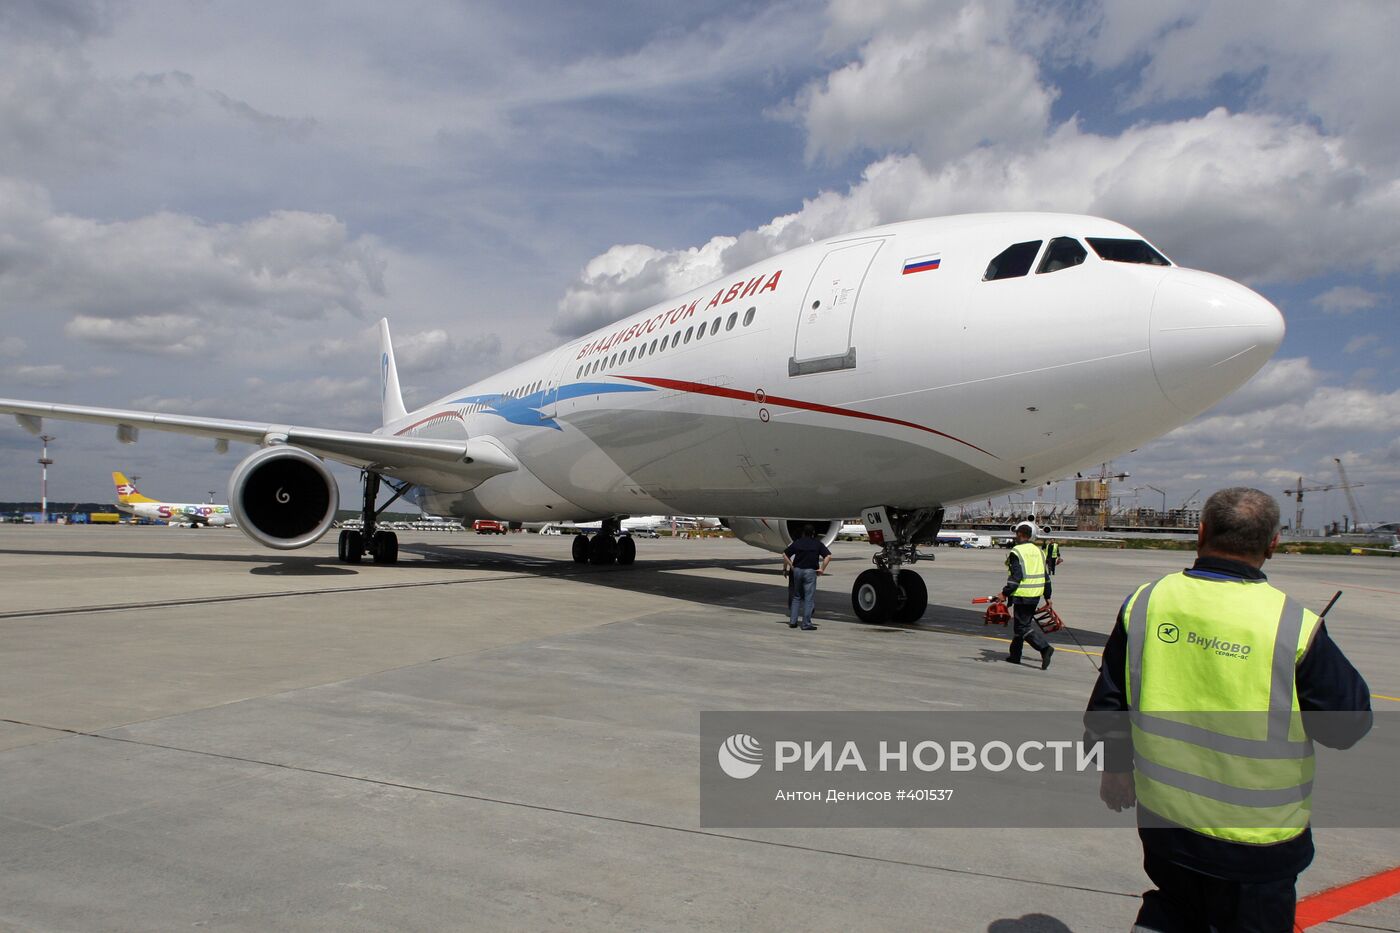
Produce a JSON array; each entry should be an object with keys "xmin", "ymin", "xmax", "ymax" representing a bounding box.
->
[{"xmin": 473, "ymin": 520, "xmax": 507, "ymax": 534}]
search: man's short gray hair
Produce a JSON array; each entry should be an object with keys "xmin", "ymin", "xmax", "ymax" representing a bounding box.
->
[{"xmin": 1201, "ymin": 487, "xmax": 1281, "ymax": 557}]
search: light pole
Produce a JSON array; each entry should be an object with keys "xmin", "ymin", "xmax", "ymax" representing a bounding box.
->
[{"xmin": 38, "ymin": 435, "xmax": 55, "ymax": 524}]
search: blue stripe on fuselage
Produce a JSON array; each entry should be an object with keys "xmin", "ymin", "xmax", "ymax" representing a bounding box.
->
[{"xmin": 451, "ymin": 381, "xmax": 653, "ymax": 430}]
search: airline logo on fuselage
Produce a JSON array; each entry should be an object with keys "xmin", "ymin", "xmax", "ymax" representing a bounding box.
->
[
  {"xmin": 148, "ymin": 504, "xmax": 230, "ymax": 519},
  {"xmin": 575, "ymin": 269, "xmax": 782, "ymax": 362}
]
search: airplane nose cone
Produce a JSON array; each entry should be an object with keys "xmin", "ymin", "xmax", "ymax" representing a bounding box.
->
[{"xmin": 1149, "ymin": 269, "xmax": 1285, "ymax": 415}]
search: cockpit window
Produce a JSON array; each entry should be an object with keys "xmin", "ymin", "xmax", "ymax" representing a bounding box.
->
[
  {"xmin": 983, "ymin": 241, "xmax": 1042, "ymax": 281},
  {"xmin": 1086, "ymin": 237, "xmax": 1170, "ymax": 266},
  {"xmin": 1036, "ymin": 237, "xmax": 1087, "ymax": 274}
]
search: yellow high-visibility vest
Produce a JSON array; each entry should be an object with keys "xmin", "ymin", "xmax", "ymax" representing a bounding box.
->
[
  {"xmin": 1123, "ymin": 572, "xmax": 1321, "ymax": 845},
  {"xmin": 1006, "ymin": 543, "xmax": 1046, "ymax": 598}
]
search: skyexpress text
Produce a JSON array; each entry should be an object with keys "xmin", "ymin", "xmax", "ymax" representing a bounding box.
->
[{"xmin": 576, "ymin": 269, "xmax": 783, "ymax": 361}]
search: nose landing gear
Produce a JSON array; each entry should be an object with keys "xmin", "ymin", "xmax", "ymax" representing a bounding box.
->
[{"xmin": 850, "ymin": 506, "xmax": 943, "ymax": 624}]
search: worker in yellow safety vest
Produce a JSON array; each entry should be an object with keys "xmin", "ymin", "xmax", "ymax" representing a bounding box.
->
[
  {"xmin": 999, "ymin": 522, "xmax": 1054, "ymax": 669},
  {"xmin": 1044, "ymin": 538, "xmax": 1061, "ymax": 575},
  {"xmin": 1085, "ymin": 488, "xmax": 1372, "ymax": 932}
]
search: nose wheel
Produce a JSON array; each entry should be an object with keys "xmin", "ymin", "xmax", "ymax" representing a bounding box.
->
[
  {"xmin": 850, "ymin": 505, "xmax": 943, "ymax": 623},
  {"xmin": 852, "ymin": 568, "xmax": 928, "ymax": 624}
]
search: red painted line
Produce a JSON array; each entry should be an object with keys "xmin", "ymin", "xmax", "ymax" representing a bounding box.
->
[
  {"xmin": 620, "ymin": 375, "xmax": 996, "ymax": 458},
  {"xmin": 393, "ymin": 410, "xmax": 465, "ymax": 436},
  {"xmin": 1294, "ymin": 865, "xmax": 1400, "ymax": 929}
]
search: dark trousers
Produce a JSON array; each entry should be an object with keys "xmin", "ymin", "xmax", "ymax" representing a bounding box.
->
[
  {"xmin": 1008, "ymin": 597, "xmax": 1049, "ymax": 660},
  {"xmin": 1133, "ymin": 851, "xmax": 1296, "ymax": 932},
  {"xmin": 1046, "ymin": 557, "xmax": 1057, "ymax": 575}
]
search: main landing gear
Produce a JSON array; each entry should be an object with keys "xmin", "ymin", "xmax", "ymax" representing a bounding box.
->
[
  {"xmin": 851, "ymin": 506, "xmax": 944, "ymax": 625},
  {"xmin": 336, "ymin": 471, "xmax": 411, "ymax": 565},
  {"xmin": 570, "ymin": 519, "xmax": 637, "ymax": 566}
]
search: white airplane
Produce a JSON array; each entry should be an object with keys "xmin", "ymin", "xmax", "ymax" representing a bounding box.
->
[
  {"xmin": 2, "ymin": 212, "xmax": 1284, "ymax": 623},
  {"xmin": 112, "ymin": 471, "xmax": 233, "ymax": 527}
]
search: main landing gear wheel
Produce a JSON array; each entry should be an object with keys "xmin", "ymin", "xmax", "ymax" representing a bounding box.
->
[
  {"xmin": 616, "ymin": 535, "xmax": 637, "ymax": 565},
  {"xmin": 891, "ymin": 569, "xmax": 928, "ymax": 624},
  {"xmin": 571, "ymin": 533, "xmax": 589, "ymax": 564},
  {"xmin": 852, "ymin": 569, "xmax": 896, "ymax": 623},
  {"xmin": 588, "ymin": 533, "xmax": 618, "ymax": 565},
  {"xmin": 338, "ymin": 529, "xmax": 364, "ymax": 564},
  {"xmin": 370, "ymin": 530, "xmax": 399, "ymax": 564}
]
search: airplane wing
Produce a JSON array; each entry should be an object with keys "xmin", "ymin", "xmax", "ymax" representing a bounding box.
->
[{"xmin": 0, "ymin": 398, "xmax": 517, "ymax": 488}]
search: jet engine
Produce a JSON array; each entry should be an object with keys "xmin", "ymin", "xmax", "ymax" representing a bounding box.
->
[
  {"xmin": 724, "ymin": 518, "xmax": 842, "ymax": 554},
  {"xmin": 228, "ymin": 446, "xmax": 340, "ymax": 549}
]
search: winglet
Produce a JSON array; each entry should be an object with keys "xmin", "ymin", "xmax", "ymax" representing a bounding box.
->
[
  {"xmin": 112, "ymin": 471, "xmax": 155, "ymax": 504},
  {"xmin": 378, "ymin": 318, "xmax": 408, "ymax": 426}
]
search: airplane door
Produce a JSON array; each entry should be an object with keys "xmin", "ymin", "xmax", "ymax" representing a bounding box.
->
[
  {"xmin": 539, "ymin": 345, "xmax": 580, "ymax": 420},
  {"xmin": 789, "ymin": 239, "xmax": 884, "ymax": 376}
]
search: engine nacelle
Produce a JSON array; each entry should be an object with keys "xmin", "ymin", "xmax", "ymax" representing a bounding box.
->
[
  {"xmin": 724, "ymin": 518, "xmax": 842, "ymax": 555},
  {"xmin": 228, "ymin": 446, "xmax": 339, "ymax": 549}
]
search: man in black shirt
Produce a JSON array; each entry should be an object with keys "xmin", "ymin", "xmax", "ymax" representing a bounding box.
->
[{"xmin": 783, "ymin": 525, "xmax": 832, "ymax": 630}]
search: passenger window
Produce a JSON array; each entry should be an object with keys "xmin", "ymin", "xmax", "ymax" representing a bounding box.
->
[
  {"xmin": 628, "ymin": 347, "xmax": 637, "ymax": 362},
  {"xmin": 649, "ymin": 339, "xmax": 657, "ymax": 354},
  {"xmin": 1086, "ymin": 238, "xmax": 1170, "ymax": 265},
  {"xmin": 695, "ymin": 323, "xmax": 706, "ymax": 341},
  {"xmin": 726, "ymin": 311, "xmax": 737, "ymax": 331},
  {"xmin": 743, "ymin": 307, "xmax": 756, "ymax": 326},
  {"xmin": 711, "ymin": 318, "xmax": 721, "ymax": 335},
  {"xmin": 983, "ymin": 240, "xmax": 1042, "ymax": 281},
  {"xmin": 660, "ymin": 335, "xmax": 669, "ymax": 351},
  {"xmin": 684, "ymin": 327, "xmax": 693, "ymax": 344}
]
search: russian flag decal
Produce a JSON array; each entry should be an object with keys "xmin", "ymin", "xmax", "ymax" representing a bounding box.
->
[{"xmin": 902, "ymin": 252, "xmax": 941, "ymax": 275}]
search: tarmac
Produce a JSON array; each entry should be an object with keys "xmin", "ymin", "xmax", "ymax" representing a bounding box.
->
[{"xmin": 1, "ymin": 524, "xmax": 1396, "ymax": 932}]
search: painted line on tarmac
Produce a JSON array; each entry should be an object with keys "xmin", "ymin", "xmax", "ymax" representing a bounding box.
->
[{"xmin": 1294, "ymin": 864, "xmax": 1400, "ymax": 929}]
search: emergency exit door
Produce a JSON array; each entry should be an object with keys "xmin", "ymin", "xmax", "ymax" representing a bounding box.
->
[{"xmin": 789, "ymin": 239, "xmax": 883, "ymax": 376}]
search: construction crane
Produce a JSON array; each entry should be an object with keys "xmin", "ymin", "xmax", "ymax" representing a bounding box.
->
[
  {"xmin": 1283, "ymin": 473, "xmax": 1365, "ymax": 534},
  {"xmin": 1334, "ymin": 459, "xmax": 1367, "ymax": 531}
]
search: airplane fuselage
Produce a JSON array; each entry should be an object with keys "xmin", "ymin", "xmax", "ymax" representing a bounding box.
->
[
  {"xmin": 384, "ymin": 213, "xmax": 1282, "ymax": 523},
  {"xmin": 121, "ymin": 501, "xmax": 232, "ymax": 525}
]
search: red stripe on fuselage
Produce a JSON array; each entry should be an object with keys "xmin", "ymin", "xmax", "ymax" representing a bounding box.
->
[
  {"xmin": 619, "ymin": 376, "xmax": 995, "ymax": 458},
  {"xmin": 394, "ymin": 410, "xmax": 465, "ymax": 436}
]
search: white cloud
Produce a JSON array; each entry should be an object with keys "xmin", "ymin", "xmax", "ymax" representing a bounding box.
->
[
  {"xmin": 555, "ymin": 108, "xmax": 1400, "ymax": 335},
  {"xmin": 133, "ymin": 374, "xmax": 377, "ymax": 429},
  {"xmin": 313, "ymin": 323, "xmax": 501, "ymax": 373},
  {"xmin": 2, "ymin": 363, "xmax": 79, "ymax": 388},
  {"xmin": 64, "ymin": 313, "xmax": 208, "ymax": 355},
  {"xmin": 0, "ymin": 336, "xmax": 25, "ymax": 357},
  {"xmin": 1207, "ymin": 357, "xmax": 1322, "ymax": 416},
  {"xmin": 1343, "ymin": 334, "xmax": 1381, "ymax": 355},
  {"xmin": 1313, "ymin": 285, "xmax": 1383, "ymax": 315},
  {"xmin": 553, "ymin": 238, "xmax": 733, "ymax": 337},
  {"xmin": 1063, "ymin": 1, "xmax": 1400, "ymax": 166},
  {"xmin": 0, "ymin": 177, "xmax": 386, "ymax": 348},
  {"xmin": 796, "ymin": 0, "xmax": 1054, "ymax": 166}
]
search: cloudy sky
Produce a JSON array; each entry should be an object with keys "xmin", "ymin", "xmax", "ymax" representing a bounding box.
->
[{"xmin": 1, "ymin": 0, "xmax": 1396, "ymax": 528}]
